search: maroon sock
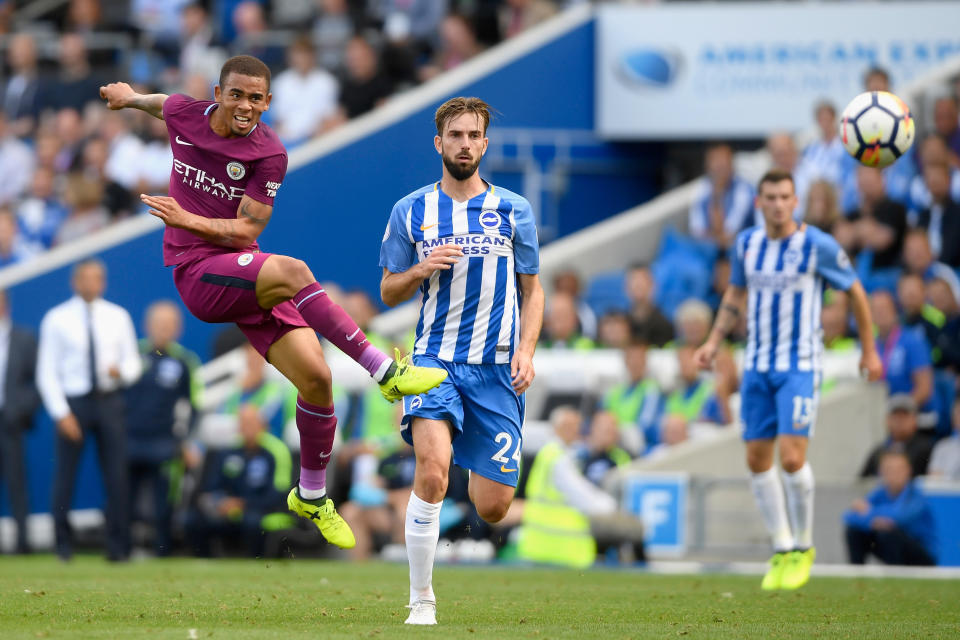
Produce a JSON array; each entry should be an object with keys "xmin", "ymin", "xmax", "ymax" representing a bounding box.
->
[
  {"xmin": 293, "ymin": 282, "xmax": 391, "ymax": 378},
  {"xmin": 295, "ymin": 396, "xmax": 336, "ymax": 493}
]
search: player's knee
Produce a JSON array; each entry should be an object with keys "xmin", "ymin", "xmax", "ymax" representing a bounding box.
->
[
  {"xmin": 746, "ymin": 452, "xmax": 772, "ymax": 474},
  {"xmin": 284, "ymin": 258, "xmax": 314, "ymax": 289},
  {"xmin": 780, "ymin": 453, "xmax": 805, "ymax": 474},
  {"xmin": 476, "ymin": 499, "xmax": 510, "ymax": 524},
  {"xmin": 297, "ymin": 364, "xmax": 333, "ymax": 405},
  {"xmin": 417, "ymin": 462, "xmax": 448, "ymax": 501}
]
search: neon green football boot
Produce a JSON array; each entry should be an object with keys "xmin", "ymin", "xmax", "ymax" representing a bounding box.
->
[
  {"xmin": 760, "ymin": 551, "xmax": 788, "ymax": 591},
  {"xmin": 780, "ymin": 548, "xmax": 816, "ymax": 590},
  {"xmin": 378, "ymin": 349, "xmax": 448, "ymax": 403},
  {"xmin": 287, "ymin": 488, "xmax": 356, "ymax": 549}
]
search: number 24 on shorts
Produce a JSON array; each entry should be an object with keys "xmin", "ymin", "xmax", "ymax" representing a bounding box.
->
[{"xmin": 491, "ymin": 432, "xmax": 522, "ymax": 472}]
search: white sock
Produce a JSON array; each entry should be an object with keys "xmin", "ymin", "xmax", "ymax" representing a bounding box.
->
[
  {"xmin": 781, "ymin": 463, "xmax": 815, "ymax": 550},
  {"xmin": 750, "ymin": 467, "xmax": 793, "ymax": 552},
  {"xmin": 373, "ymin": 359, "xmax": 393, "ymax": 383},
  {"xmin": 405, "ymin": 491, "xmax": 442, "ymax": 605},
  {"xmin": 298, "ymin": 486, "xmax": 326, "ymax": 500}
]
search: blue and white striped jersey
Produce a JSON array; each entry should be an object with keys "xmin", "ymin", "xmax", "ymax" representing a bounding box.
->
[
  {"xmin": 379, "ymin": 181, "xmax": 540, "ymax": 365},
  {"xmin": 730, "ymin": 225, "xmax": 856, "ymax": 373}
]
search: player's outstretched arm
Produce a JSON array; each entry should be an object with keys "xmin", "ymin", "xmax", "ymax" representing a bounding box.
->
[
  {"xmin": 380, "ymin": 245, "xmax": 463, "ymax": 307},
  {"xmin": 141, "ymin": 193, "xmax": 271, "ymax": 249},
  {"xmin": 511, "ymin": 273, "xmax": 544, "ymax": 394},
  {"xmin": 100, "ymin": 82, "xmax": 168, "ymax": 120},
  {"xmin": 694, "ymin": 285, "xmax": 746, "ymax": 369},
  {"xmin": 848, "ymin": 280, "xmax": 883, "ymax": 381}
]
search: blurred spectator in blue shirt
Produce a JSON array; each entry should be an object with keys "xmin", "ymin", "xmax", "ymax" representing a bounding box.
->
[
  {"xmin": 1, "ymin": 33, "xmax": 43, "ymax": 137},
  {"xmin": 688, "ymin": 143, "xmax": 755, "ymax": 250},
  {"xmin": 871, "ymin": 291, "xmax": 937, "ymax": 429},
  {"xmin": 897, "ymin": 273, "xmax": 946, "ymax": 366},
  {"xmin": 126, "ymin": 301, "xmax": 201, "ymax": 556},
  {"xmin": 796, "ymin": 101, "xmax": 855, "ymax": 206},
  {"xmin": 914, "ymin": 162, "xmax": 960, "ymax": 269},
  {"xmin": 0, "ymin": 111, "xmax": 34, "ymax": 207},
  {"xmin": 185, "ymin": 404, "xmax": 292, "ymax": 557},
  {"xmin": 902, "ymin": 230, "xmax": 960, "ymax": 305},
  {"xmin": 860, "ymin": 394, "xmax": 935, "ymax": 478},
  {"xmin": 933, "ymin": 96, "xmax": 960, "ymax": 163},
  {"xmin": 0, "ymin": 208, "xmax": 37, "ymax": 267},
  {"xmin": 845, "ymin": 448, "xmax": 936, "ymax": 566},
  {"xmin": 15, "ymin": 167, "xmax": 68, "ymax": 250}
]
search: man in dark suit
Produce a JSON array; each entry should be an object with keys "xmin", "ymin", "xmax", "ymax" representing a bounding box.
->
[{"xmin": 0, "ymin": 290, "xmax": 40, "ymax": 553}]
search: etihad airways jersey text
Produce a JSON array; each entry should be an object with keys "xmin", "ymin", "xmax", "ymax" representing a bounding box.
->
[
  {"xmin": 380, "ymin": 182, "xmax": 540, "ymax": 364},
  {"xmin": 161, "ymin": 94, "xmax": 287, "ymax": 266},
  {"xmin": 730, "ymin": 225, "xmax": 856, "ymax": 373}
]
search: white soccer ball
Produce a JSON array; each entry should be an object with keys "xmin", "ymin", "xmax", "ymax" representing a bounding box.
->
[{"xmin": 839, "ymin": 91, "xmax": 915, "ymax": 169}]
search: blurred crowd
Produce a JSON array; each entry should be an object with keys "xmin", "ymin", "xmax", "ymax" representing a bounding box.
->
[{"xmin": 0, "ymin": 0, "xmax": 573, "ymax": 267}]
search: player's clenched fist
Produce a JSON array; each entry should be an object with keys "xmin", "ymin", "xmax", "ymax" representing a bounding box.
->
[
  {"xmin": 99, "ymin": 82, "xmax": 135, "ymax": 110},
  {"xmin": 417, "ymin": 245, "xmax": 462, "ymax": 278}
]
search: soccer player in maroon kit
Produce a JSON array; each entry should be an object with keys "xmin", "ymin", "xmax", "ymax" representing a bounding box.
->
[{"xmin": 99, "ymin": 55, "xmax": 446, "ymax": 549}]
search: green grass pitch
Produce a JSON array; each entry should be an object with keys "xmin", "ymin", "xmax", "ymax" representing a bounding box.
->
[{"xmin": 0, "ymin": 556, "xmax": 957, "ymax": 639}]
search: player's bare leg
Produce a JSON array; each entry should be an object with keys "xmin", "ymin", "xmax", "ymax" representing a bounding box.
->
[
  {"xmin": 404, "ymin": 418, "xmax": 453, "ymax": 625},
  {"xmin": 467, "ymin": 473, "xmax": 515, "ymax": 524},
  {"xmin": 267, "ymin": 328, "xmax": 355, "ymax": 548},
  {"xmin": 746, "ymin": 438, "xmax": 793, "ymax": 590},
  {"xmin": 256, "ymin": 255, "xmax": 447, "ymax": 401},
  {"xmin": 778, "ymin": 435, "xmax": 815, "ymax": 589}
]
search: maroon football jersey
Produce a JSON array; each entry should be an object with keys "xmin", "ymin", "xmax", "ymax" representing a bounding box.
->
[{"xmin": 161, "ymin": 94, "xmax": 287, "ymax": 266}]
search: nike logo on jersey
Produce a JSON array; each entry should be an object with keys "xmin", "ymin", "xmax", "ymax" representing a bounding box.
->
[
  {"xmin": 500, "ymin": 465, "xmax": 516, "ymax": 473},
  {"xmin": 420, "ymin": 222, "xmax": 438, "ymax": 231},
  {"xmin": 175, "ymin": 136, "xmax": 194, "ymax": 146},
  {"xmin": 345, "ymin": 328, "xmax": 360, "ymax": 341}
]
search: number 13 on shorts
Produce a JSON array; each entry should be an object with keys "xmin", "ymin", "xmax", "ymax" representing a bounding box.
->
[
  {"xmin": 491, "ymin": 432, "xmax": 522, "ymax": 473},
  {"xmin": 792, "ymin": 395, "xmax": 815, "ymax": 429}
]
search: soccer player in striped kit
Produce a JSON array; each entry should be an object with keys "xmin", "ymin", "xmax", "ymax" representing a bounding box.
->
[
  {"xmin": 380, "ymin": 97, "xmax": 544, "ymax": 625},
  {"xmin": 695, "ymin": 169, "xmax": 883, "ymax": 590}
]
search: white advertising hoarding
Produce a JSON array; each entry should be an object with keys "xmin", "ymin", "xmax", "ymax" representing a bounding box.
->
[{"xmin": 596, "ymin": 2, "xmax": 960, "ymax": 139}]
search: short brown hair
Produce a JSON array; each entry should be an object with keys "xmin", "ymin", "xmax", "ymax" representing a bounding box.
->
[
  {"xmin": 758, "ymin": 169, "xmax": 795, "ymax": 194},
  {"xmin": 435, "ymin": 97, "xmax": 492, "ymax": 137},
  {"xmin": 220, "ymin": 55, "xmax": 271, "ymax": 91}
]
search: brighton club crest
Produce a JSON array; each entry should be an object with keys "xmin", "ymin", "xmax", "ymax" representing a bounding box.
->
[{"xmin": 226, "ymin": 161, "xmax": 245, "ymax": 180}]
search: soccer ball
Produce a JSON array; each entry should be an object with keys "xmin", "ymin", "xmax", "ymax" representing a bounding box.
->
[{"xmin": 839, "ymin": 91, "xmax": 915, "ymax": 168}]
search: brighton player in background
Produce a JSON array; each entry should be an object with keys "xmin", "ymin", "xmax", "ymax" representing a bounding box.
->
[
  {"xmin": 695, "ymin": 169, "xmax": 883, "ymax": 590},
  {"xmin": 99, "ymin": 55, "xmax": 447, "ymax": 550},
  {"xmin": 380, "ymin": 97, "xmax": 544, "ymax": 625}
]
